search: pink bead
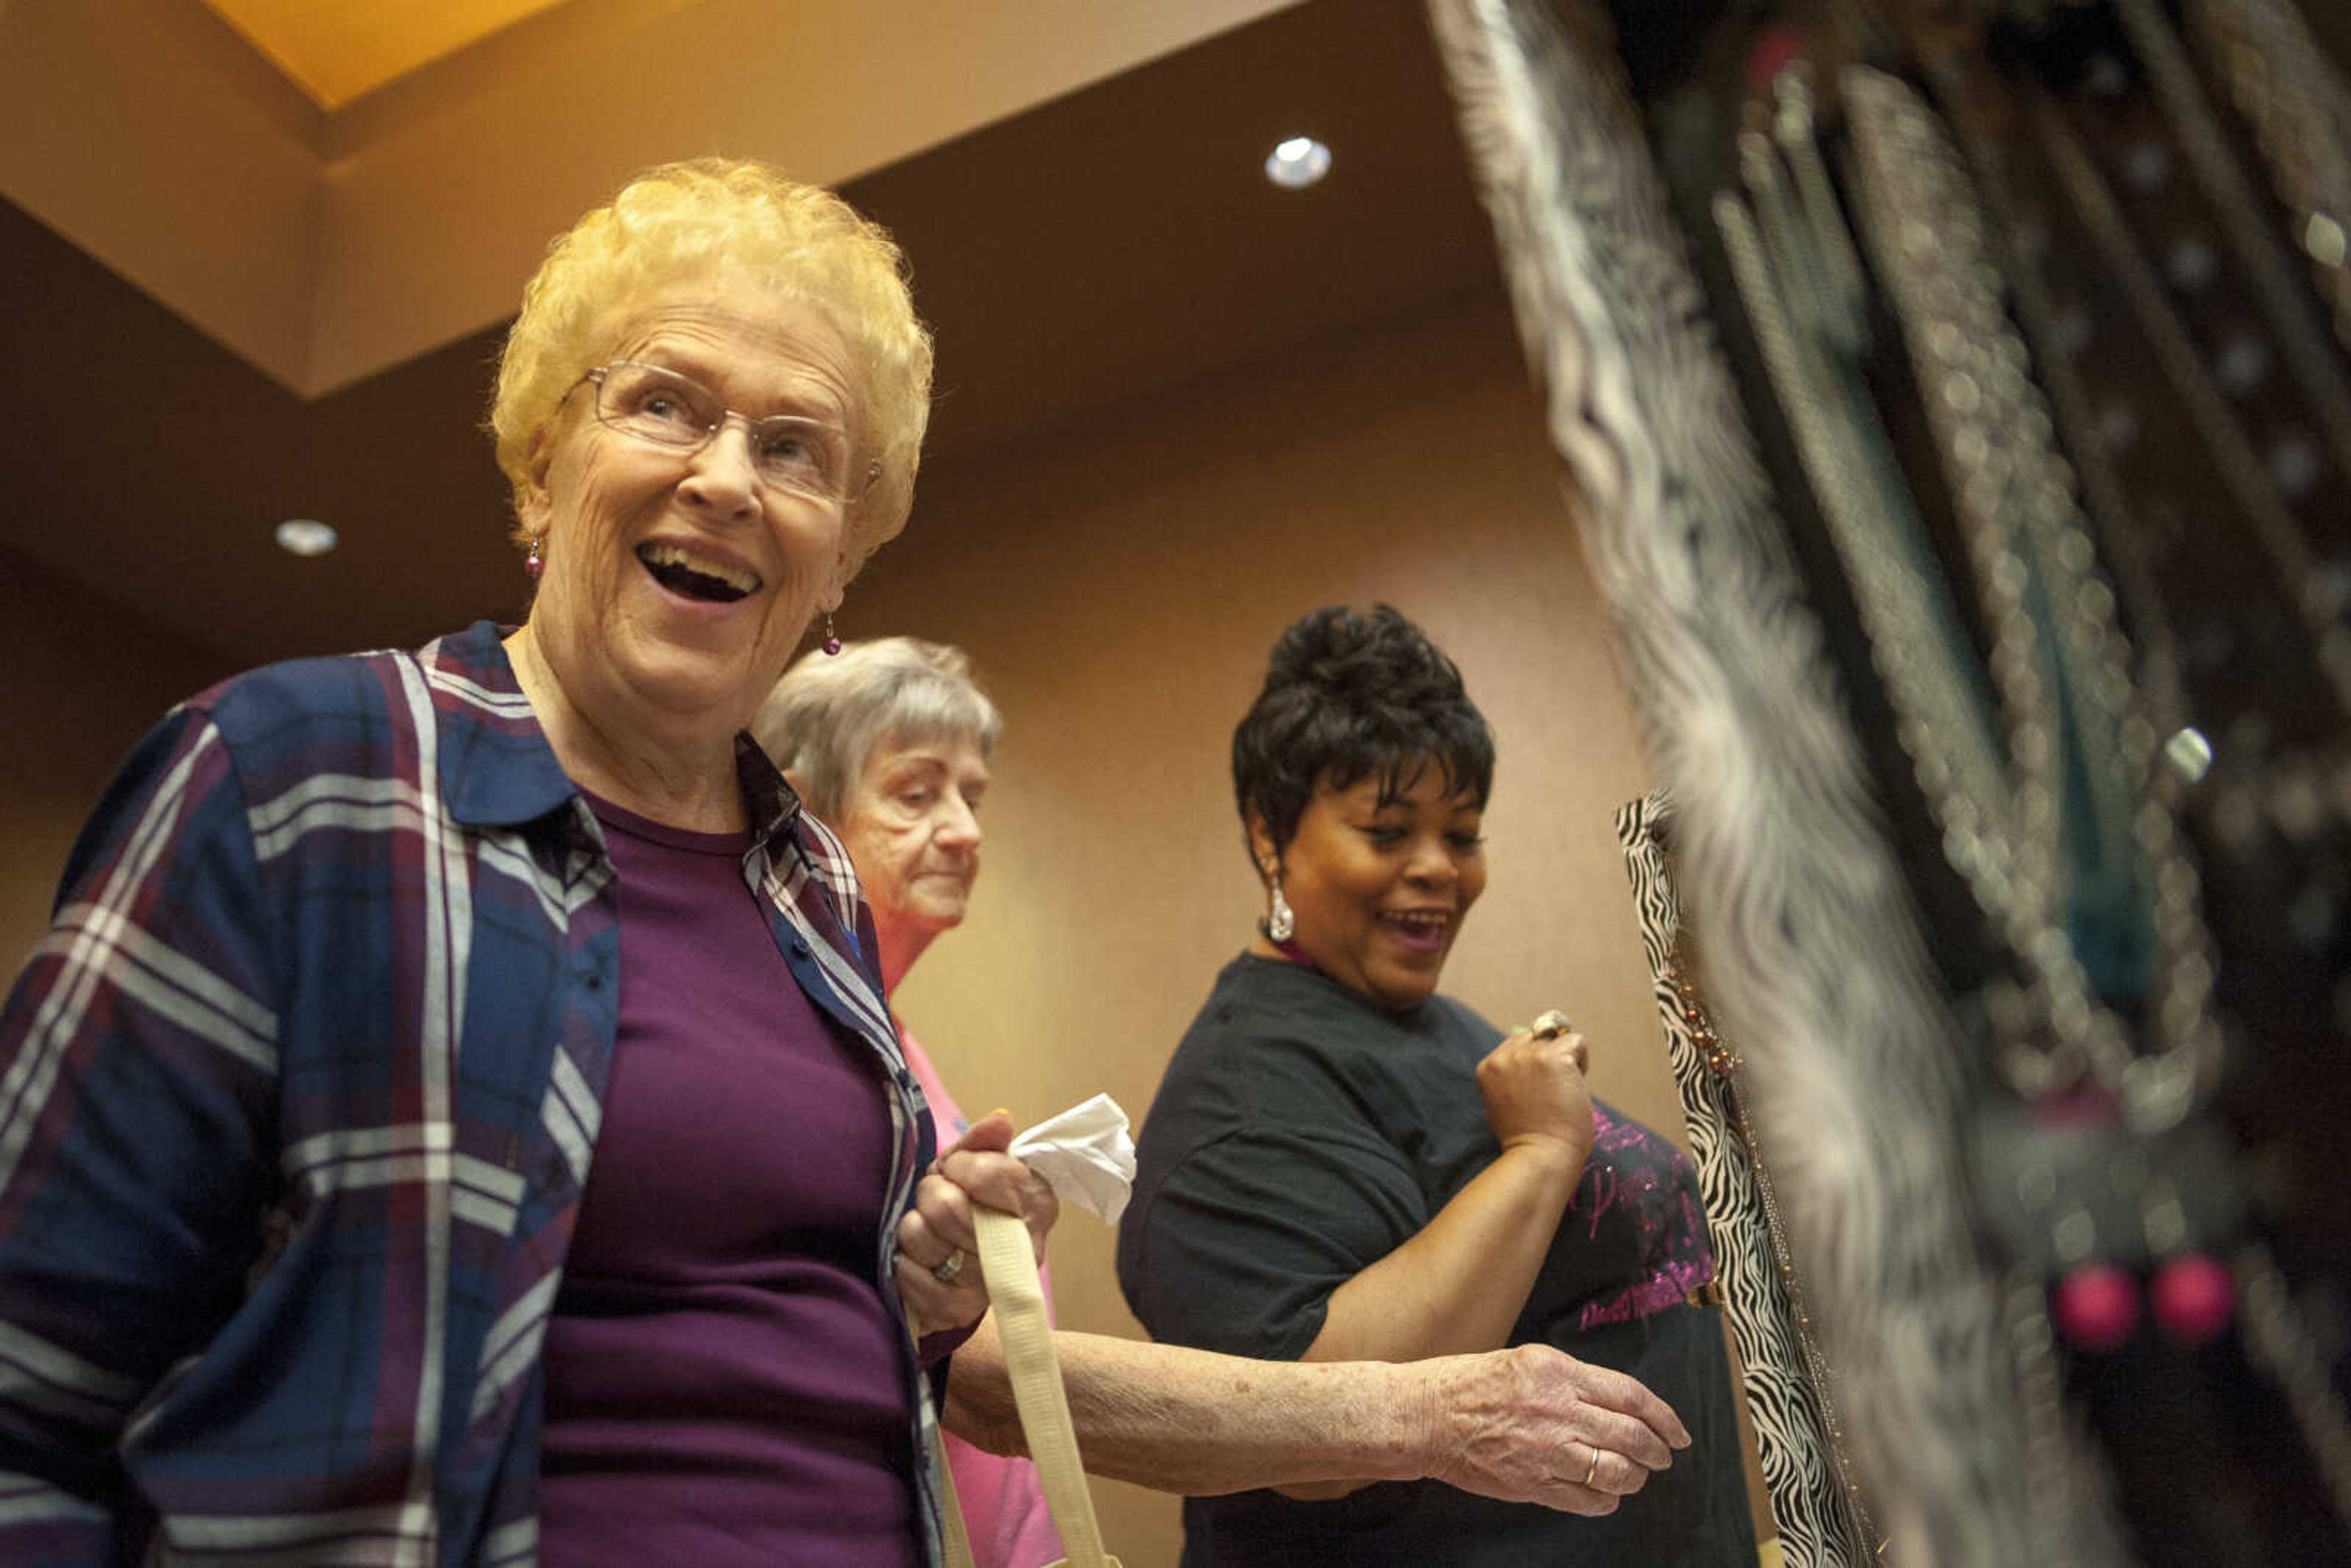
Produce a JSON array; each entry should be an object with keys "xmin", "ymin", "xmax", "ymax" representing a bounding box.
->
[
  {"xmin": 2029, "ymin": 1084, "xmax": 2121, "ymax": 1128},
  {"xmin": 2052, "ymin": 1264, "xmax": 2139, "ymax": 1351},
  {"xmin": 2151, "ymin": 1253, "xmax": 2233, "ymax": 1345},
  {"xmin": 1745, "ymin": 26, "xmax": 1805, "ymax": 92},
  {"xmin": 822, "ymin": 634, "xmax": 843, "ymax": 656}
]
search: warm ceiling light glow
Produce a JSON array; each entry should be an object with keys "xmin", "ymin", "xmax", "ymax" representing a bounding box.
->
[
  {"xmin": 1264, "ymin": 135, "xmax": 1332, "ymax": 189},
  {"xmin": 276, "ymin": 518, "xmax": 339, "ymax": 557}
]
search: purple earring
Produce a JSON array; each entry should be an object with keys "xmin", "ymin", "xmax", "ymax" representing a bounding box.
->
[
  {"xmin": 821, "ymin": 612, "xmax": 842, "ymax": 656},
  {"xmin": 524, "ymin": 537, "xmax": 544, "ymax": 580}
]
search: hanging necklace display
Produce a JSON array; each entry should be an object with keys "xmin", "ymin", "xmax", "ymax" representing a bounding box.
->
[
  {"xmin": 1840, "ymin": 66, "xmax": 2219, "ymax": 1130},
  {"xmin": 1839, "ymin": 58, "xmax": 2351, "ymax": 1550},
  {"xmin": 1424, "ymin": 1, "xmax": 2049, "ymax": 1558},
  {"xmin": 1717, "ymin": 64, "xmax": 2156, "ymax": 1566},
  {"xmin": 2184, "ymin": 0, "xmax": 2351, "ymax": 350},
  {"xmin": 1925, "ymin": 29, "xmax": 2349, "ymax": 763},
  {"xmin": 1716, "ymin": 72, "xmax": 2026, "ymax": 1007},
  {"xmin": 2235, "ymin": 1241, "xmax": 2351, "ymax": 1527},
  {"xmin": 1925, "ymin": 51, "xmax": 2191, "ymax": 740},
  {"xmin": 1914, "ymin": 11, "xmax": 2351, "ymax": 1546},
  {"xmin": 1433, "ymin": 0, "xmax": 2350, "ymax": 1555},
  {"xmin": 2028, "ymin": 89, "xmax": 2351, "ymax": 716},
  {"xmin": 1923, "ymin": 0, "xmax": 2351, "ymax": 1004},
  {"xmin": 2115, "ymin": 0, "xmax": 2351, "ymax": 479}
]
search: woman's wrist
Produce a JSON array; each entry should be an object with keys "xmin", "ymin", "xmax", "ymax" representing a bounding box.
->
[
  {"xmin": 1496, "ymin": 1131, "xmax": 1591, "ymax": 1185},
  {"xmin": 1294, "ymin": 1360, "xmax": 1442, "ymax": 1487}
]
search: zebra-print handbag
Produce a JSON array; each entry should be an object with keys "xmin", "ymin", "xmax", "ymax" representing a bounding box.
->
[{"xmin": 1618, "ymin": 792, "xmax": 1875, "ymax": 1566}]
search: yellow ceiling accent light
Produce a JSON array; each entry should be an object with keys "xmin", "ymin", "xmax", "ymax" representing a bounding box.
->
[{"xmin": 196, "ymin": 0, "xmax": 576, "ymax": 110}]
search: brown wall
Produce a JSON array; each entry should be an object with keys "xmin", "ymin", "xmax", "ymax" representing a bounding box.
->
[
  {"xmin": 847, "ymin": 288, "xmax": 1761, "ymax": 1561},
  {"xmin": 0, "ymin": 544, "xmax": 238, "ymax": 972}
]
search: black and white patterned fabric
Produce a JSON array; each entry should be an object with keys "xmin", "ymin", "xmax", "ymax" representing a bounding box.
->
[
  {"xmin": 1616, "ymin": 791, "xmax": 1875, "ymax": 1567},
  {"xmin": 1422, "ymin": 2, "xmax": 2128, "ymax": 1560},
  {"xmin": 1431, "ymin": 1, "xmax": 2351, "ymax": 1562}
]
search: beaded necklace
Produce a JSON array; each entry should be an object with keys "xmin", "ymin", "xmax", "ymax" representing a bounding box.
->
[
  {"xmin": 2186, "ymin": 0, "xmax": 2351, "ymax": 351},
  {"xmin": 1727, "ymin": 42, "xmax": 2351, "ymax": 1537}
]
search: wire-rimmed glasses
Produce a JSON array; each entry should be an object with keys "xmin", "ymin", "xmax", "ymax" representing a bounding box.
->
[{"xmin": 582, "ymin": 361, "xmax": 879, "ymax": 505}]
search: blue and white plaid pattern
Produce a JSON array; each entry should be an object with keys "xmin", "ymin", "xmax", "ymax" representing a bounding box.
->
[{"xmin": 0, "ymin": 621, "xmax": 943, "ymax": 1567}]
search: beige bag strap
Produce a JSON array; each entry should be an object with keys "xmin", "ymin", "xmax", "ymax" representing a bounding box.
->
[
  {"xmin": 936, "ymin": 1205, "xmax": 1120, "ymax": 1568},
  {"xmin": 935, "ymin": 1445, "xmax": 978, "ymax": 1567}
]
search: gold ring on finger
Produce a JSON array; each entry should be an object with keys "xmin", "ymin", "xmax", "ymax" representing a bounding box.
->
[
  {"xmin": 1583, "ymin": 1444, "xmax": 1602, "ymax": 1487},
  {"xmin": 931, "ymin": 1249, "xmax": 966, "ymax": 1285},
  {"xmin": 1529, "ymin": 1010, "xmax": 1575, "ymax": 1040}
]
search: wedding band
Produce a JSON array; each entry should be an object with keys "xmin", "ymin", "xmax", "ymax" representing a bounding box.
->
[
  {"xmin": 1529, "ymin": 1010, "xmax": 1575, "ymax": 1039},
  {"xmin": 931, "ymin": 1249, "xmax": 966, "ymax": 1285},
  {"xmin": 1583, "ymin": 1445, "xmax": 1602, "ymax": 1487}
]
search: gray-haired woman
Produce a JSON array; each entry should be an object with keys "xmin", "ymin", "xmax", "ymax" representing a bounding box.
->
[
  {"xmin": 755, "ymin": 638, "xmax": 1695, "ymax": 1539},
  {"xmin": 757, "ymin": 637, "xmax": 1054, "ymax": 1566}
]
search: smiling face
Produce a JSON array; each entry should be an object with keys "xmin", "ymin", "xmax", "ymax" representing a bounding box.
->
[
  {"xmin": 839, "ymin": 733, "xmax": 990, "ymax": 988},
  {"xmin": 516, "ymin": 272, "xmax": 862, "ymax": 746},
  {"xmin": 1253, "ymin": 759, "xmax": 1487, "ymax": 1011}
]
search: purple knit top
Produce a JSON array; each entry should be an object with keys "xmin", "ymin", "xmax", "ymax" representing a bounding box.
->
[{"xmin": 536, "ymin": 793, "xmax": 919, "ymax": 1566}]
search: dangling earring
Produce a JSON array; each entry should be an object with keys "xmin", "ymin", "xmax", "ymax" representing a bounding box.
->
[
  {"xmin": 1263, "ymin": 861, "xmax": 1294, "ymax": 943},
  {"xmin": 1267, "ymin": 882, "xmax": 1295, "ymax": 942},
  {"xmin": 524, "ymin": 536, "xmax": 544, "ymax": 580},
  {"xmin": 820, "ymin": 610, "xmax": 842, "ymax": 656}
]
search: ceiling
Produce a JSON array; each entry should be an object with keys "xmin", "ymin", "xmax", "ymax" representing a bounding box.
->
[
  {"xmin": 0, "ymin": 0, "xmax": 1503, "ymax": 668},
  {"xmin": 195, "ymin": 0, "xmax": 576, "ymax": 108}
]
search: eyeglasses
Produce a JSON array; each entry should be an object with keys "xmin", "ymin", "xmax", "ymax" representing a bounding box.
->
[{"xmin": 581, "ymin": 361, "xmax": 880, "ymax": 505}]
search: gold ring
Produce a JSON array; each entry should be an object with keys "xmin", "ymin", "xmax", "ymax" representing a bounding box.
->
[
  {"xmin": 1528, "ymin": 1010, "xmax": 1575, "ymax": 1039},
  {"xmin": 1583, "ymin": 1444, "xmax": 1602, "ymax": 1487},
  {"xmin": 931, "ymin": 1249, "xmax": 966, "ymax": 1285}
]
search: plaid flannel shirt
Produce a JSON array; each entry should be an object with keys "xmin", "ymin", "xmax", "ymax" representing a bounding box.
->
[{"xmin": 0, "ymin": 621, "xmax": 947, "ymax": 1567}]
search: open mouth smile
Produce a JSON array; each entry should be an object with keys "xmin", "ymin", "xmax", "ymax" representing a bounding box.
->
[
  {"xmin": 637, "ymin": 541, "xmax": 760, "ymax": 604},
  {"xmin": 1381, "ymin": 909, "xmax": 1452, "ymax": 950}
]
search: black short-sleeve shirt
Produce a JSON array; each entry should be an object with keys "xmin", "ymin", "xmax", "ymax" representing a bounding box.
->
[{"xmin": 1117, "ymin": 953, "xmax": 1757, "ymax": 1567}]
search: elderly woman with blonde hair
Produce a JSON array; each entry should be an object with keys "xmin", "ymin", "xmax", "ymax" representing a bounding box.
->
[
  {"xmin": 759, "ymin": 637, "xmax": 1697, "ymax": 1565},
  {"xmin": 0, "ymin": 159, "xmax": 1051, "ymax": 1568}
]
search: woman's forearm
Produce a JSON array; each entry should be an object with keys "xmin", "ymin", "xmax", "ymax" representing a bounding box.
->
[
  {"xmin": 1301, "ymin": 1138, "xmax": 1584, "ymax": 1365},
  {"xmin": 943, "ymin": 1325, "xmax": 1681, "ymax": 1514},
  {"xmin": 945, "ymin": 1321, "xmax": 1430, "ymax": 1493}
]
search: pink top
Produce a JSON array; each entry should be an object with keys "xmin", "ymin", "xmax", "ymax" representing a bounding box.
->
[{"xmin": 901, "ymin": 1025, "xmax": 1065, "ymax": 1568}]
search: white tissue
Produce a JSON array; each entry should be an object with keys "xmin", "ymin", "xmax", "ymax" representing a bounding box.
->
[{"xmin": 1008, "ymin": 1093, "xmax": 1136, "ymax": 1226}]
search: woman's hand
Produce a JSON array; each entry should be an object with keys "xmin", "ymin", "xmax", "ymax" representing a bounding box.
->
[
  {"xmin": 894, "ymin": 1111, "xmax": 1060, "ymax": 1337},
  {"xmin": 1303, "ymin": 1023, "xmax": 1595, "ymax": 1367},
  {"xmin": 1476, "ymin": 1022, "xmax": 1595, "ymax": 1168},
  {"xmin": 1414, "ymin": 1344, "xmax": 1691, "ymax": 1514}
]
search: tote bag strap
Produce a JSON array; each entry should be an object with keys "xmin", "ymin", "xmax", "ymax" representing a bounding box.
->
[
  {"xmin": 934, "ymin": 1441, "xmax": 978, "ymax": 1568},
  {"xmin": 937, "ymin": 1205, "xmax": 1120, "ymax": 1568}
]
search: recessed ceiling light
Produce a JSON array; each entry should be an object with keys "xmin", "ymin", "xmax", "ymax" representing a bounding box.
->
[
  {"xmin": 276, "ymin": 518, "xmax": 339, "ymax": 557},
  {"xmin": 1264, "ymin": 135, "xmax": 1332, "ymax": 190}
]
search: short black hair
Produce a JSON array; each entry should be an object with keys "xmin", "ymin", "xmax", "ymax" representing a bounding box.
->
[{"xmin": 1231, "ymin": 604, "xmax": 1495, "ymax": 858}]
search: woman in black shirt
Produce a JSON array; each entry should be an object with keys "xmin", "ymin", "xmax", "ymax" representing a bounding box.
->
[{"xmin": 1119, "ymin": 604, "xmax": 1755, "ymax": 1566}]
